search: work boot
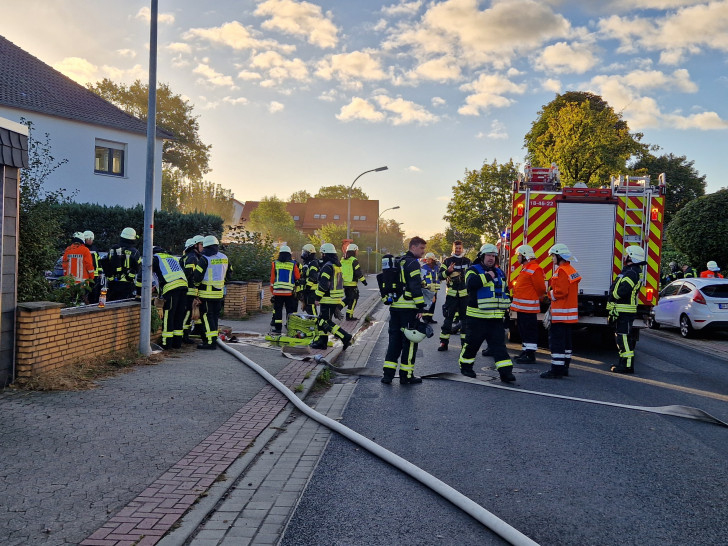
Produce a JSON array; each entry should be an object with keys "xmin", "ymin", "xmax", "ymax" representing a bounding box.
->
[
  {"xmin": 437, "ymin": 341, "xmax": 448, "ymax": 352},
  {"xmin": 197, "ymin": 343, "xmax": 217, "ymax": 350},
  {"xmin": 481, "ymin": 347, "xmax": 493, "ymax": 357},
  {"xmin": 540, "ymin": 365, "xmax": 565, "ymax": 379},
  {"xmin": 310, "ymin": 338, "xmax": 328, "ymax": 350},
  {"xmin": 341, "ymin": 335, "xmax": 352, "ymax": 351},
  {"xmin": 399, "ymin": 371, "xmax": 422, "ymax": 385},
  {"xmin": 515, "ymin": 351, "xmax": 536, "ymax": 364},
  {"xmin": 182, "ymin": 335, "xmax": 196, "ymax": 345},
  {"xmin": 610, "ymin": 365, "xmax": 633, "ymax": 374},
  {"xmin": 460, "ymin": 363, "xmax": 476, "ymax": 378},
  {"xmin": 498, "ymin": 365, "xmax": 516, "ymax": 382},
  {"xmin": 381, "ymin": 369, "xmax": 396, "ymax": 384}
]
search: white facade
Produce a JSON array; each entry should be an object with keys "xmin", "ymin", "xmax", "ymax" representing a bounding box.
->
[{"xmin": 0, "ymin": 106, "xmax": 163, "ymax": 209}]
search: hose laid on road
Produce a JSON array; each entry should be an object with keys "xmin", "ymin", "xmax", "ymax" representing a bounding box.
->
[{"xmin": 218, "ymin": 341, "xmax": 540, "ymax": 546}]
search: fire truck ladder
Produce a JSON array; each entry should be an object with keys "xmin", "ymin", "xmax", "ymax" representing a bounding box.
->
[{"xmin": 614, "ymin": 175, "xmax": 651, "ymax": 286}]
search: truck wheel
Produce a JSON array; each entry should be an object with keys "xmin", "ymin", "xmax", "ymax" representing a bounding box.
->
[{"xmin": 679, "ymin": 314, "xmax": 694, "ymax": 338}]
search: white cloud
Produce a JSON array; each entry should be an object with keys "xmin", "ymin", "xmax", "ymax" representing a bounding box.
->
[
  {"xmin": 223, "ymin": 96, "xmax": 249, "ymax": 106},
  {"xmin": 52, "ymin": 57, "xmax": 145, "ymax": 85},
  {"xmin": 135, "ymin": 7, "xmax": 175, "ymax": 24},
  {"xmin": 316, "ymin": 50, "xmax": 387, "ymax": 82},
  {"xmin": 542, "ymin": 78, "xmax": 562, "ymax": 93},
  {"xmin": 269, "ymin": 101, "xmax": 285, "ymax": 113},
  {"xmin": 336, "ymin": 97, "xmax": 386, "ymax": 122},
  {"xmin": 117, "ymin": 49, "xmax": 136, "ymax": 59},
  {"xmin": 184, "ymin": 21, "xmax": 295, "ymax": 53},
  {"xmin": 193, "ymin": 63, "xmax": 236, "ymax": 88},
  {"xmin": 436, "ymin": 195, "xmax": 450, "ymax": 202},
  {"xmin": 166, "ymin": 42, "xmax": 192, "ymax": 54},
  {"xmin": 410, "ymin": 56, "xmax": 461, "ymax": 82},
  {"xmin": 458, "ymin": 73, "xmax": 526, "ymax": 116},
  {"xmin": 382, "ymin": 1, "xmax": 423, "ymax": 16},
  {"xmin": 535, "ymin": 42, "xmax": 598, "ymax": 74},
  {"xmin": 318, "ymin": 89, "xmax": 340, "ymax": 102},
  {"xmin": 407, "ymin": 165, "xmax": 422, "ymax": 171},
  {"xmin": 486, "ymin": 119, "xmax": 508, "ymax": 139},
  {"xmin": 255, "ymin": 0, "xmax": 339, "ymax": 48},
  {"xmin": 431, "ymin": 96, "xmax": 446, "ymax": 107},
  {"xmin": 373, "ymin": 95, "xmax": 438, "ymax": 125},
  {"xmin": 250, "ymin": 51, "xmax": 309, "ymax": 82}
]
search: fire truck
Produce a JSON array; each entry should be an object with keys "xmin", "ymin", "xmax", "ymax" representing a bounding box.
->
[{"xmin": 501, "ymin": 164, "xmax": 667, "ymax": 339}]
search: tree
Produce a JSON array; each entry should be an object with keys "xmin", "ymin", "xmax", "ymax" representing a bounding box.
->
[
  {"xmin": 631, "ymin": 152, "xmax": 706, "ymax": 225},
  {"xmin": 289, "ymin": 189, "xmax": 311, "ymax": 203},
  {"xmin": 666, "ymin": 189, "xmax": 728, "ymax": 270},
  {"xmin": 426, "ymin": 232, "xmax": 452, "ymax": 258},
  {"xmin": 177, "ymin": 179, "xmax": 235, "ymax": 224},
  {"xmin": 525, "ymin": 91, "xmax": 648, "ymax": 186},
  {"xmin": 246, "ymin": 196, "xmax": 307, "ymax": 249},
  {"xmin": 377, "ymin": 219, "xmax": 406, "ymax": 255},
  {"xmin": 444, "ymin": 159, "xmax": 518, "ymax": 245},
  {"xmin": 311, "ymin": 223, "xmax": 348, "ymax": 250},
  {"xmin": 315, "ymin": 185, "xmax": 369, "ymax": 200}
]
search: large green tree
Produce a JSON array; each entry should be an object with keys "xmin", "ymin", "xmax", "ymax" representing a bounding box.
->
[
  {"xmin": 445, "ymin": 159, "xmax": 518, "ymax": 245},
  {"xmin": 377, "ymin": 218, "xmax": 406, "ymax": 255},
  {"xmin": 315, "ymin": 185, "xmax": 369, "ymax": 200},
  {"xmin": 426, "ymin": 232, "xmax": 451, "ymax": 259},
  {"xmin": 525, "ymin": 91, "xmax": 647, "ymax": 186},
  {"xmin": 631, "ymin": 152, "xmax": 706, "ymax": 225},
  {"xmin": 311, "ymin": 223, "xmax": 348, "ymax": 251},
  {"xmin": 289, "ymin": 189, "xmax": 312, "ymax": 203},
  {"xmin": 247, "ymin": 196, "xmax": 307, "ymax": 249},
  {"xmin": 666, "ymin": 189, "xmax": 728, "ymax": 271}
]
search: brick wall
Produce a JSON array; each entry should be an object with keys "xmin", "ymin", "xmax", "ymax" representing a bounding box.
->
[
  {"xmin": 15, "ymin": 301, "xmax": 141, "ymax": 379},
  {"xmin": 223, "ymin": 282, "xmax": 248, "ymax": 319}
]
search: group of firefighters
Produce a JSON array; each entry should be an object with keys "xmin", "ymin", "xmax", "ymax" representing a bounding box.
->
[
  {"xmin": 61, "ymin": 229, "xmax": 231, "ymax": 351},
  {"xmin": 662, "ymin": 260, "xmax": 724, "ymax": 286}
]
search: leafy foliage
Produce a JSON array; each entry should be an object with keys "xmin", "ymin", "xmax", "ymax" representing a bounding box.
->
[
  {"xmin": 426, "ymin": 232, "xmax": 452, "ymax": 258},
  {"xmin": 289, "ymin": 189, "xmax": 312, "ymax": 203},
  {"xmin": 246, "ymin": 195, "xmax": 307, "ymax": 249},
  {"xmin": 666, "ymin": 190, "xmax": 728, "ymax": 270},
  {"xmin": 311, "ymin": 223, "xmax": 348, "ymax": 250},
  {"xmin": 444, "ymin": 159, "xmax": 519, "ymax": 245},
  {"xmin": 314, "ymin": 185, "xmax": 369, "ymax": 200},
  {"xmin": 377, "ymin": 219, "xmax": 406, "ymax": 255},
  {"xmin": 225, "ymin": 230, "xmax": 276, "ymax": 281},
  {"xmin": 525, "ymin": 91, "xmax": 647, "ymax": 186}
]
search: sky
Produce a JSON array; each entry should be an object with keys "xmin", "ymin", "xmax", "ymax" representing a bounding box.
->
[{"xmin": 3, "ymin": 0, "xmax": 728, "ymax": 239}]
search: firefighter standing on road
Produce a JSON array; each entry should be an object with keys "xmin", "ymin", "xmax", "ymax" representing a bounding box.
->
[
  {"xmin": 153, "ymin": 245, "xmax": 189, "ymax": 350},
  {"xmin": 311, "ymin": 243, "xmax": 352, "ymax": 350},
  {"xmin": 104, "ymin": 227, "xmax": 141, "ymax": 301},
  {"xmin": 458, "ymin": 243, "xmax": 515, "ymax": 382},
  {"xmin": 341, "ymin": 243, "xmax": 367, "ymax": 320},
  {"xmin": 608, "ymin": 245, "xmax": 646, "ymax": 374},
  {"xmin": 541, "ymin": 243, "xmax": 581, "ymax": 379},
  {"xmin": 180, "ymin": 236, "xmax": 203, "ymax": 344},
  {"xmin": 382, "ymin": 236, "xmax": 428, "ymax": 385},
  {"xmin": 510, "ymin": 244, "xmax": 546, "ymax": 364},
  {"xmin": 421, "ymin": 252, "xmax": 440, "ymax": 324},
  {"xmin": 299, "ymin": 243, "xmax": 319, "ymax": 315},
  {"xmin": 194, "ymin": 235, "xmax": 231, "ymax": 350},
  {"xmin": 269, "ymin": 245, "xmax": 301, "ymax": 334},
  {"xmin": 438, "ymin": 240, "xmax": 471, "ymax": 351},
  {"xmin": 700, "ymin": 261, "xmax": 724, "ymax": 278}
]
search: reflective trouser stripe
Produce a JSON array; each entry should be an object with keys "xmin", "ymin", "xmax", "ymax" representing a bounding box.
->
[
  {"xmin": 459, "ymin": 343, "xmax": 475, "ymax": 365},
  {"xmin": 523, "ymin": 342, "xmax": 538, "ymax": 351},
  {"xmin": 551, "ymin": 353, "xmax": 566, "ymax": 366},
  {"xmin": 565, "ymin": 349, "xmax": 572, "ymax": 364},
  {"xmin": 384, "ymin": 360, "xmax": 398, "ymax": 370},
  {"xmin": 494, "ymin": 359, "xmax": 511, "ymax": 369}
]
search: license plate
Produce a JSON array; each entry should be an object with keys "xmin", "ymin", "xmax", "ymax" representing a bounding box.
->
[{"xmin": 720, "ymin": 303, "xmax": 728, "ymax": 309}]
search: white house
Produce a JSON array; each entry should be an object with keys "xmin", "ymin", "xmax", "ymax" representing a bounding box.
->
[{"xmin": 0, "ymin": 35, "xmax": 170, "ymax": 208}]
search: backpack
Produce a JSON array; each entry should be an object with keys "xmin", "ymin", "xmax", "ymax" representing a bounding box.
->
[{"xmin": 376, "ymin": 254, "xmax": 403, "ymax": 305}]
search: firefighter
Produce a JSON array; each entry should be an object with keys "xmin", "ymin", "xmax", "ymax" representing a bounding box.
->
[
  {"xmin": 700, "ymin": 261, "xmax": 724, "ymax": 278},
  {"xmin": 62, "ymin": 232, "xmax": 95, "ymax": 300},
  {"xmin": 83, "ymin": 230, "xmax": 103, "ymax": 304},
  {"xmin": 607, "ymin": 246, "xmax": 646, "ymax": 374},
  {"xmin": 299, "ymin": 243, "xmax": 320, "ymax": 315},
  {"xmin": 153, "ymin": 245, "xmax": 188, "ymax": 350},
  {"xmin": 104, "ymin": 227, "xmax": 141, "ymax": 301},
  {"xmin": 682, "ymin": 263, "xmax": 698, "ymax": 278},
  {"xmin": 193, "ymin": 235, "xmax": 231, "ymax": 350},
  {"xmin": 458, "ymin": 243, "xmax": 515, "ymax": 382},
  {"xmin": 180, "ymin": 237, "xmax": 202, "ymax": 344},
  {"xmin": 269, "ymin": 245, "xmax": 301, "ymax": 334},
  {"xmin": 438, "ymin": 240, "xmax": 471, "ymax": 351},
  {"xmin": 510, "ymin": 244, "xmax": 546, "ymax": 364},
  {"xmin": 661, "ymin": 261, "xmax": 682, "ymax": 287},
  {"xmin": 421, "ymin": 252, "xmax": 440, "ymax": 324},
  {"xmin": 541, "ymin": 243, "xmax": 581, "ymax": 379},
  {"xmin": 311, "ymin": 243, "xmax": 352, "ymax": 350},
  {"xmin": 382, "ymin": 236, "xmax": 428, "ymax": 385},
  {"xmin": 341, "ymin": 243, "xmax": 367, "ymax": 320}
]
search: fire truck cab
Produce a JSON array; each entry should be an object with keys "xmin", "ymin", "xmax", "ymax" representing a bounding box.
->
[{"xmin": 502, "ymin": 164, "xmax": 666, "ymax": 339}]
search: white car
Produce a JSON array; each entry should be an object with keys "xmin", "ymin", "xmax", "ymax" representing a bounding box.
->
[{"xmin": 650, "ymin": 278, "xmax": 728, "ymax": 337}]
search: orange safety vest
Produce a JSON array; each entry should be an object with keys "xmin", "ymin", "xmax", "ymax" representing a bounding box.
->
[
  {"xmin": 549, "ymin": 262, "xmax": 581, "ymax": 323},
  {"xmin": 62, "ymin": 243, "xmax": 95, "ymax": 284},
  {"xmin": 700, "ymin": 270, "xmax": 724, "ymax": 278},
  {"xmin": 510, "ymin": 260, "xmax": 546, "ymax": 313}
]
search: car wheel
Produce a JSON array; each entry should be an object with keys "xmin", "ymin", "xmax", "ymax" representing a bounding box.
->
[
  {"xmin": 647, "ymin": 316, "xmax": 660, "ymax": 330},
  {"xmin": 679, "ymin": 314, "xmax": 694, "ymax": 338}
]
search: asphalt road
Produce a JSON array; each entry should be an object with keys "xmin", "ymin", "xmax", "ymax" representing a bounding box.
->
[{"xmin": 282, "ymin": 315, "xmax": 728, "ymax": 545}]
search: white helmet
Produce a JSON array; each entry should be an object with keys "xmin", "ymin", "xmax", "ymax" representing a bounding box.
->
[
  {"xmin": 425, "ymin": 252, "xmax": 436, "ymax": 260},
  {"xmin": 302, "ymin": 243, "xmax": 316, "ymax": 253},
  {"xmin": 320, "ymin": 243, "xmax": 336, "ymax": 254},
  {"xmin": 73, "ymin": 231, "xmax": 85, "ymax": 241},
  {"xmin": 279, "ymin": 245, "xmax": 291, "ymax": 253},
  {"xmin": 83, "ymin": 230, "xmax": 94, "ymax": 242},
  {"xmin": 478, "ymin": 243, "xmax": 498, "ymax": 255},
  {"xmin": 548, "ymin": 243, "xmax": 573, "ymax": 260},
  {"xmin": 184, "ymin": 238, "xmax": 196, "ymax": 251},
  {"xmin": 402, "ymin": 321, "xmax": 433, "ymax": 343},
  {"xmin": 516, "ymin": 244, "xmax": 536, "ymax": 259},
  {"xmin": 347, "ymin": 243, "xmax": 359, "ymax": 252},
  {"xmin": 625, "ymin": 246, "xmax": 646, "ymax": 264},
  {"xmin": 193, "ymin": 235, "xmax": 205, "ymax": 245},
  {"xmin": 120, "ymin": 227, "xmax": 137, "ymax": 240},
  {"xmin": 707, "ymin": 260, "xmax": 720, "ymax": 272},
  {"xmin": 203, "ymin": 235, "xmax": 219, "ymax": 247}
]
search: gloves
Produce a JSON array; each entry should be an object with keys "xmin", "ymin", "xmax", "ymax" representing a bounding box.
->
[{"xmin": 362, "ymin": 279, "xmax": 368, "ymax": 286}]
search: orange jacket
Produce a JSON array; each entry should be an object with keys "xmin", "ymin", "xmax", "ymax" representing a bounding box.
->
[
  {"xmin": 549, "ymin": 262, "xmax": 580, "ymax": 323},
  {"xmin": 62, "ymin": 242, "xmax": 95, "ymax": 283},
  {"xmin": 700, "ymin": 270, "xmax": 724, "ymax": 278},
  {"xmin": 510, "ymin": 260, "xmax": 546, "ymax": 313}
]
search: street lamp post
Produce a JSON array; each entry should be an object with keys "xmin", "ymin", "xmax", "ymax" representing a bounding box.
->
[
  {"xmin": 347, "ymin": 166, "xmax": 388, "ymax": 239},
  {"xmin": 376, "ymin": 205, "xmax": 400, "ymax": 271}
]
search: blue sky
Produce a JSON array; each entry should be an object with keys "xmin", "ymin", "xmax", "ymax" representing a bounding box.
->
[{"xmin": 4, "ymin": 0, "xmax": 728, "ymax": 239}]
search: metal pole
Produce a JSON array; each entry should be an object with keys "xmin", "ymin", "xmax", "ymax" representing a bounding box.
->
[
  {"xmin": 139, "ymin": 0, "xmax": 158, "ymax": 356},
  {"xmin": 347, "ymin": 166, "xmax": 388, "ymax": 239},
  {"xmin": 376, "ymin": 205, "xmax": 399, "ymax": 272}
]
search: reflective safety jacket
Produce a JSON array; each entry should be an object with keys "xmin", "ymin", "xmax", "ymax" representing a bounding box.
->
[
  {"xmin": 421, "ymin": 261, "xmax": 440, "ymax": 292},
  {"xmin": 300, "ymin": 257, "xmax": 320, "ymax": 292},
  {"xmin": 106, "ymin": 244, "xmax": 141, "ymax": 284},
  {"xmin": 392, "ymin": 251, "xmax": 425, "ymax": 309},
  {"xmin": 196, "ymin": 252, "xmax": 230, "ymax": 300},
  {"xmin": 510, "ymin": 260, "xmax": 546, "ymax": 314},
  {"xmin": 316, "ymin": 260, "xmax": 344, "ymax": 304},
  {"xmin": 608, "ymin": 263, "xmax": 642, "ymax": 315},
  {"xmin": 465, "ymin": 264, "xmax": 511, "ymax": 319},
  {"xmin": 700, "ymin": 270, "xmax": 724, "ymax": 278},
  {"xmin": 270, "ymin": 260, "xmax": 300, "ymax": 295},
  {"xmin": 181, "ymin": 250, "xmax": 201, "ymax": 297},
  {"xmin": 683, "ymin": 267, "xmax": 698, "ymax": 278},
  {"xmin": 440, "ymin": 255, "xmax": 471, "ymax": 297},
  {"xmin": 153, "ymin": 252, "xmax": 188, "ymax": 295},
  {"xmin": 86, "ymin": 244, "xmax": 103, "ymax": 279},
  {"xmin": 62, "ymin": 242, "xmax": 95, "ymax": 284},
  {"xmin": 341, "ymin": 256, "xmax": 364, "ymax": 287},
  {"xmin": 549, "ymin": 262, "xmax": 581, "ymax": 323}
]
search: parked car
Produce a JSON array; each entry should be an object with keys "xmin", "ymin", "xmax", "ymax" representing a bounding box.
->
[{"xmin": 649, "ymin": 278, "xmax": 728, "ymax": 337}]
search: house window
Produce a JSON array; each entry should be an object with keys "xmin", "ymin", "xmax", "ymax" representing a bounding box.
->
[
  {"xmin": 94, "ymin": 139, "xmax": 126, "ymax": 176},
  {"xmin": 293, "ymin": 215, "xmax": 300, "ymax": 221},
  {"xmin": 334, "ymin": 214, "xmax": 340, "ymax": 220},
  {"xmin": 353, "ymin": 215, "xmax": 360, "ymax": 221},
  {"xmin": 360, "ymin": 215, "xmax": 367, "ymax": 221},
  {"xmin": 314, "ymin": 214, "xmax": 320, "ymax": 219},
  {"xmin": 321, "ymin": 214, "xmax": 327, "ymax": 219}
]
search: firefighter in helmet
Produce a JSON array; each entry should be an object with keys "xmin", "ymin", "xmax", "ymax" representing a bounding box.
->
[
  {"xmin": 541, "ymin": 243, "xmax": 581, "ymax": 379},
  {"xmin": 341, "ymin": 243, "xmax": 367, "ymax": 320},
  {"xmin": 438, "ymin": 240, "xmax": 471, "ymax": 351},
  {"xmin": 420, "ymin": 252, "xmax": 440, "ymax": 324},
  {"xmin": 269, "ymin": 245, "xmax": 301, "ymax": 334},
  {"xmin": 458, "ymin": 243, "xmax": 515, "ymax": 382},
  {"xmin": 311, "ymin": 243, "xmax": 352, "ymax": 350},
  {"xmin": 193, "ymin": 235, "xmax": 231, "ymax": 349},
  {"xmin": 607, "ymin": 245, "xmax": 646, "ymax": 374},
  {"xmin": 510, "ymin": 244, "xmax": 546, "ymax": 364},
  {"xmin": 700, "ymin": 261, "xmax": 724, "ymax": 278},
  {"xmin": 104, "ymin": 227, "xmax": 141, "ymax": 301},
  {"xmin": 299, "ymin": 243, "xmax": 320, "ymax": 315},
  {"xmin": 152, "ymin": 245, "xmax": 188, "ymax": 349}
]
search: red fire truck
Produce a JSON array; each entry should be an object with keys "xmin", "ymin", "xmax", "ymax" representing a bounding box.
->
[{"xmin": 501, "ymin": 164, "xmax": 666, "ymax": 339}]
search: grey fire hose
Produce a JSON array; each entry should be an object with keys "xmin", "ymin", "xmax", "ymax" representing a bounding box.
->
[{"xmin": 218, "ymin": 341, "xmax": 540, "ymax": 546}]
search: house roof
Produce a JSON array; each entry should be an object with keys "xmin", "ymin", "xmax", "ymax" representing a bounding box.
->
[
  {"xmin": 0, "ymin": 35, "xmax": 172, "ymax": 139},
  {"xmin": 240, "ymin": 198, "xmax": 379, "ymax": 233}
]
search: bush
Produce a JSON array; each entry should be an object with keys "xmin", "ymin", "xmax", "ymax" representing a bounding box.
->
[{"xmin": 225, "ymin": 230, "xmax": 275, "ymax": 281}]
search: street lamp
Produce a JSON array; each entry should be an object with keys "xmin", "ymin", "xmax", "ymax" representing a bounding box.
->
[
  {"xmin": 347, "ymin": 166, "xmax": 388, "ymax": 239},
  {"xmin": 376, "ymin": 205, "xmax": 400, "ymax": 271}
]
